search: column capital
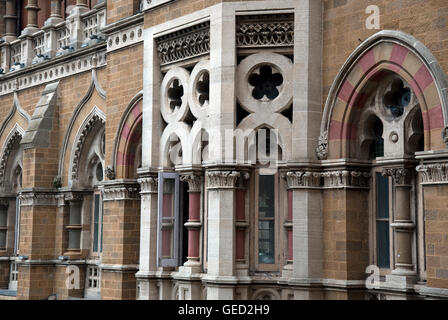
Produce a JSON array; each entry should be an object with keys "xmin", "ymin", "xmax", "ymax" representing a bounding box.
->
[
  {"xmin": 206, "ymin": 170, "xmax": 240, "ymax": 189},
  {"xmin": 137, "ymin": 176, "xmax": 158, "ymax": 194},
  {"xmin": 180, "ymin": 174, "xmax": 203, "ymax": 193},
  {"xmin": 382, "ymin": 167, "xmax": 412, "ymax": 185},
  {"xmin": 282, "ymin": 171, "xmax": 321, "ymax": 189},
  {"xmin": 416, "ymin": 162, "xmax": 448, "ymax": 184},
  {"xmin": 321, "ymin": 170, "xmax": 371, "ymax": 189}
]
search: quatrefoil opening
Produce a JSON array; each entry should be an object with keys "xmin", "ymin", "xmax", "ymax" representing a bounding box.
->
[{"xmin": 383, "ymin": 79, "xmax": 411, "ymax": 118}]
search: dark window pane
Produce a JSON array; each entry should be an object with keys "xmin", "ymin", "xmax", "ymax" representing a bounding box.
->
[
  {"xmin": 376, "ymin": 221, "xmax": 390, "ymax": 268},
  {"xmin": 0, "ymin": 230, "xmax": 6, "ymax": 248},
  {"xmin": 68, "ymin": 229, "xmax": 81, "ymax": 250},
  {"xmin": 69, "ymin": 202, "xmax": 82, "ymax": 225},
  {"xmin": 0, "ymin": 206, "xmax": 7, "ymax": 226},
  {"xmin": 258, "ymin": 174, "xmax": 275, "ymax": 264},
  {"xmin": 259, "ymin": 175, "xmax": 275, "ymax": 218},
  {"xmin": 93, "ymin": 195, "xmax": 100, "ymax": 252},
  {"xmin": 376, "ymin": 173, "xmax": 389, "ymax": 219}
]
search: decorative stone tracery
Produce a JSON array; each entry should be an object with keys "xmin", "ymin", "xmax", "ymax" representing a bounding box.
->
[
  {"xmin": 156, "ymin": 22, "xmax": 210, "ymax": 67},
  {"xmin": 0, "ymin": 130, "xmax": 22, "ymax": 186}
]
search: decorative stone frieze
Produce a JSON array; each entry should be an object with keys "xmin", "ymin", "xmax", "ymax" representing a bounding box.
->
[
  {"xmin": 180, "ymin": 174, "xmax": 203, "ymax": 193},
  {"xmin": 106, "ymin": 23, "xmax": 143, "ymax": 53},
  {"xmin": 155, "ymin": 22, "xmax": 210, "ymax": 66},
  {"xmin": 416, "ymin": 163, "xmax": 448, "ymax": 184},
  {"xmin": 0, "ymin": 49, "xmax": 106, "ymax": 97},
  {"xmin": 103, "ymin": 185, "xmax": 140, "ymax": 201},
  {"xmin": 382, "ymin": 168, "xmax": 411, "ymax": 185},
  {"xmin": 236, "ymin": 14, "xmax": 294, "ymax": 48},
  {"xmin": 137, "ymin": 176, "xmax": 158, "ymax": 194},
  {"xmin": 206, "ymin": 171, "xmax": 240, "ymax": 189},
  {"xmin": 316, "ymin": 131, "xmax": 328, "ymax": 160},
  {"xmin": 20, "ymin": 192, "xmax": 58, "ymax": 206},
  {"xmin": 322, "ymin": 170, "xmax": 371, "ymax": 188},
  {"xmin": 283, "ymin": 171, "xmax": 321, "ymax": 189}
]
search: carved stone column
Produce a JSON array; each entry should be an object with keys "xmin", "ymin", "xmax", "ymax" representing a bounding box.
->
[
  {"xmin": 45, "ymin": 0, "xmax": 63, "ymax": 26},
  {"xmin": 203, "ymin": 170, "xmax": 239, "ymax": 300},
  {"xmin": 76, "ymin": 0, "xmax": 88, "ymax": 7},
  {"xmin": 382, "ymin": 167, "xmax": 416, "ymax": 282},
  {"xmin": 179, "ymin": 173, "xmax": 203, "ymax": 272},
  {"xmin": 22, "ymin": 0, "xmax": 40, "ymax": 35},
  {"xmin": 282, "ymin": 170, "xmax": 323, "ymax": 299},
  {"xmin": 135, "ymin": 173, "xmax": 158, "ymax": 300},
  {"xmin": 4, "ymin": 0, "xmax": 18, "ymax": 42}
]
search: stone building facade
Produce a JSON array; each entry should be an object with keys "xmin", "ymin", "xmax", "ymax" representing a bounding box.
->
[{"xmin": 0, "ymin": 0, "xmax": 447, "ymax": 300}]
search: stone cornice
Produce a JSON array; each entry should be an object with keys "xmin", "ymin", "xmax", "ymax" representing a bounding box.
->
[
  {"xmin": 0, "ymin": 43, "xmax": 106, "ymax": 97},
  {"xmin": 416, "ymin": 163, "xmax": 448, "ymax": 184},
  {"xmin": 19, "ymin": 191, "xmax": 58, "ymax": 206}
]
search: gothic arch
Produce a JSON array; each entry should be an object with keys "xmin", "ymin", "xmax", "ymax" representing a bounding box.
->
[
  {"xmin": 68, "ymin": 106, "xmax": 106, "ymax": 187},
  {"xmin": 0, "ymin": 124, "xmax": 25, "ymax": 191},
  {"xmin": 58, "ymin": 69, "xmax": 106, "ymax": 185},
  {"xmin": 318, "ymin": 30, "xmax": 448, "ymax": 160},
  {"xmin": 113, "ymin": 92, "xmax": 143, "ymax": 179}
]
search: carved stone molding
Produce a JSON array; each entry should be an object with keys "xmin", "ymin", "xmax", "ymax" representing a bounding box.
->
[
  {"xmin": 316, "ymin": 130, "xmax": 328, "ymax": 160},
  {"xmin": 105, "ymin": 166, "xmax": 115, "ymax": 180},
  {"xmin": 71, "ymin": 114, "xmax": 105, "ymax": 180},
  {"xmin": 416, "ymin": 163, "xmax": 448, "ymax": 184},
  {"xmin": 103, "ymin": 185, "xmax": 140, "ymax": 201},
  {"xmin": 137, "ymin": 176, "xmax": 158, "ymax": 194},
  {"xmin": 20, "ymin": 192, "xmax": 58, "ymax": 206},
  {"xmin": 206, "ymin": 171, "xmax": 240, "ymax": 189},
  {"xmin": 0, "ymin": 130, "xmax": 22, "ymax": 186},
  {"xmin": 442, "ymin": 127, "xmax": 448, "ymax": 148},
  {"xmin": 236, "ymin": 14, "xmax": 294, "ymax": 48},
  {"xmin": 382, "ymin": 168, "xmax": 411, "ymax": 185},
  {"xmin": 180, "ymin": 174, "xmax": 203, "ymax": 193},
  {"xmin": 155, "ymin": 22, "xmax": 210, "ymax": 66},
  {"xmin": 236, "ymin": 171, "xmax": 250, "ymax": 189},
  {"xmin": 106, "ymin": 23, "xmax": 143, "ymax": 53},
  {"xmin": 283, "ymin": 171, "xmax": 321, "ymax": 189},
  {"xmin": 322, "ymin": 170, "xmax": 371, "ymax": 188}
]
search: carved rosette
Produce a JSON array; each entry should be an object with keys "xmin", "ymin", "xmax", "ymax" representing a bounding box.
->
[
  {"xmin": 416, "ymin": 163, "xmax": 448, "ymax": 184},
  {"xmin": 382, "ymin": 168, "xmax": 411, "ymax": 185},
  {"xmin": 283, "ymin": 171, "xmax": 321, "ymax": 189},
  {"xmin": 103, "ymin": 185, "xmax": 140, "ymax": 201},
  {"xmin": 180, "ymin": 174, "xmax": 203, "ymax": 193},
  {"xmin": 137, "ymin": 176, "xmax": 158, "ymax": 194},
  {"xmin": 322, "ymin": 170, "xmax": 371, "ymax": 188},
  {"xmin": 206, "ymin": 171, "xmax": 240, "ymax": 189}
]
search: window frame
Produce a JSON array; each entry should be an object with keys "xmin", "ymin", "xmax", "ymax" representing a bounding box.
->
[
  {"xmin": 370, "ymin": 167, "xmax": 393, "ymax": 277},
  {"xmin": 90, "ymin": 190, "xmax": 104, "ymax": 257},
  {"xmin": 254, "ymin": 169, "xmax": 279, "ymax": 272},
  {"xmin": 157, "ymin": 172, "xmax": 181, "ymax": 268}
]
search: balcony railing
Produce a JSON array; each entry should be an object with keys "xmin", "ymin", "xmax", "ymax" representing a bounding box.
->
[{"xmin": 0, "ymin": 3, "xmax": 106, "ymax": 74}]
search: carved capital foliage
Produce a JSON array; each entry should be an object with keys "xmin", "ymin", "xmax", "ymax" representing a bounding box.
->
[
  {"xmin": 206, "ymin": 171, "xmax": 240, "ymax": 189},
  {"xmin": 283, "ymin": 171, "xmax": 321, "ymax": 189},
  {"xmin": 105, "ymin": 166, "xmax": 115, "ymax": 180},
  {"xmin": 236, "ymin": 171, "xmax": 250, "ymax": 189},
  {"xmin": 180, "ymin": 174, "xmax": 203, "ymax": 193},
  {"xmin": 322, "ymin": 170, "xmax": 371, "ymax": 188},
  {"xmin": 20, "ymin": 192, "xmax": 58, "ymax": 206},
  {"xmin": 137, "ymin": 176, "xmax": 158, "ymax": 194},
  {"xmin": 103, "ymin": 185, "xmax": 140, "ymax": 201},
  {"xmin": 382, "ymin": 167, "xmax": 411, "ymax": 185},
  {"xmin": 416, "ymin": 163, "xmax": 448, "ymax": 184},
  {"xmin": 316, "ymin": 131, "xmax": 328, "ymax": 160}
]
